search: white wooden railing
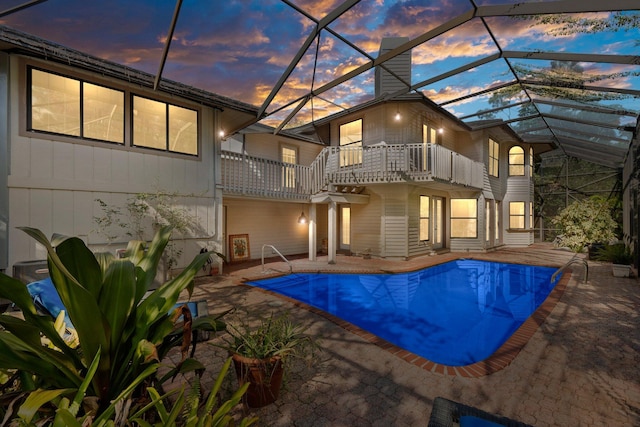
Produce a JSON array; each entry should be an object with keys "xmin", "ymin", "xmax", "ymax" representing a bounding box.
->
[
  {"xmin": 221, "ymin": 143, "xmax": 484, "ymax": 199},
  {"xmin": 220, "ymin": 151, "xmax": 311, "ymax": 200}
]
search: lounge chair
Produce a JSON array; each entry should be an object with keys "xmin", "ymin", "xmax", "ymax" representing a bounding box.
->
[
  {"xmin": 26, "ymin": 277, "xmax": 210, "ymax": 342},
  {"xmin": 428, "ymin": 397, "xmax": 534, "ymax": 427}
]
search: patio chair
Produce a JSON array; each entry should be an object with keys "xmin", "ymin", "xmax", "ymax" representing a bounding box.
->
[
  {"xmin": 26, "ymin": 277, "xmax": 210, "ymax": 342},
  {"xmin": 428, "ymin": 397, "xmax": 534, "ymax": 427}
]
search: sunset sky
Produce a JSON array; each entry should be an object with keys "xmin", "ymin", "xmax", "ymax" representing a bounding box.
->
[{"xmin": 1, "ymin": 0, "xmax": 639, "ymax": 155}]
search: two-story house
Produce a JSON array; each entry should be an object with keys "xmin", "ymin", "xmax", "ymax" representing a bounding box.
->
[
  {"xmin": 222, "ymin": 38, "xmax": 537, "ymax": 264},
  {"xmin": 0, "ymin": 28, "xmax": 257, "ymax": 276},
  {"xmin": 1, "ymin": 30, "xmax": 536, "ymax": 276}
]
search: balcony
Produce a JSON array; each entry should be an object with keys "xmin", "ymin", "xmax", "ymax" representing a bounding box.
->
[{"xmin": 221, "ymin": 143, "xmax": 484, "ymax": 200}]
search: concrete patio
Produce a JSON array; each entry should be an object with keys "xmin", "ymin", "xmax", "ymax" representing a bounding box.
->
[{"xmin": 176, "ymin": 243, "xmax": 640, "ymax": 426}]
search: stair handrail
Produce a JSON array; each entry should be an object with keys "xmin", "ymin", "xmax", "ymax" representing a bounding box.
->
[
  {"xmin": 551, "ymin": 255, "xmax": 588, "ymax": 283},
  {"xmin": 262, "ymin": 244, "xmax": 292, "ymax": 274}
]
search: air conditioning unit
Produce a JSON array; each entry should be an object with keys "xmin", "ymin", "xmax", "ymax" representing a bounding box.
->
[{"xmin": 12, "ymin": 260, "xmax": 49, "ymax": 284}]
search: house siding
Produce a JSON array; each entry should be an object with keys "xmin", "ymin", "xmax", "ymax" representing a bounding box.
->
[
  {"xmin": 5, "ymin": 55, "xmax": 222, "ymax": 272},
  {"xmin": 224, "ymin": 198, "xmax": 327, "ymax": 259},
  {"xmin": 377, "ymin": 187, "xmax": 409, "ymax": 259},
  {"xmin": 351, "ymin": 194, "xmax": 383, "ymax": 257},
  {"xmin": 503, "ymin": 175, "xmax": 535, "ymax": 247}
]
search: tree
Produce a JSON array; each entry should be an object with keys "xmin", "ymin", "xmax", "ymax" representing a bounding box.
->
[{"xmin": 551, "ymin": 196, "xmax": 617, "ymax": 253}]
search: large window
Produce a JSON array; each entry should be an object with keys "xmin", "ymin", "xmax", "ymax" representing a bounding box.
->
[
  {"xmin": 509, "ymin": 146, "xmax": 525, "ymax": 176},
  {"xmin": 509, "ymin": 202, "xmax": 526, "ymax": 229},
  {"xmin": 529, "ymin": 201, "xmax": 534, "ymax": 230},
  {"xmin": 420, "ymin": 196, "xmax": 430, "ymax": 241},
  {"xmin": 29, "ymin": 67, "xmax": 199, "ymax": 156},
  {"xmin": 529, "ymin": 147, "xmax": 534, "ymax": 177},
  {"xmin": 451, "ymin": 199, "xmax": 477, "ymax": 238},
  {"xmin": 133, "ymin": 95, "xmax": 198, "ymax": 155},
  {"xmin": 495, "ymin": 201, "xmax": 500, "ymax": 241},
  {"xmin": 84, "ymin": 83, "xmax": 125, "ymax": 143},
  {"xmin": 420, "ymin": 123, "xmax": 440, "ymax": 171},
  {"xmin": 281, "ymin": 145, "xmax": 297, "ymax": 188},
  {"xmin": 339, "ymin": 119, "xmax": 362, "ymax": 166},
  {"xmin": 488, "ymin": 138, "xmax": 499, "ymax": 177},
  {"xmin": 30, "ymin": 68, "xmax": 124, "ymax": 143},
  {"xmin": 341, "ymin": 206, "xmax": 351, "ymax": 246},
  {"xmin": 169, "ymin": 105, "xmax": 198, "ymax": 155},
  {"xmin": 485, "ymin": 201, "xmax": 491, "ymax": 243},
  {"xmin": 422, "ymin": 123, "xmax": 438, "ymax": 145}
]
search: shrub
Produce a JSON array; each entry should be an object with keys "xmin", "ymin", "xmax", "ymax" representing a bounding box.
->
[
  {"xmin": 551, "ymin": 196, "xmax": 617, "ymax": 253},
  {"xmin": 0, "ymin": 226, "xmax": 229, "ymax": 424},
  {"xmin": 594, "ymin": 243, "xmax": 634, "ymax": 265}
]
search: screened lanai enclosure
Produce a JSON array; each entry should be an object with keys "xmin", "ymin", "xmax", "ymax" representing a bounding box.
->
[{"xmin": 0, "ymin": 0, "xmax": 639, "ymax": 267}]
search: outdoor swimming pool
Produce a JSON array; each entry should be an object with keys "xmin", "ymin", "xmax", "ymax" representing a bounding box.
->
[{"xmin": 246, "ymin": 259, "xmax": 560, "ymax": 366}]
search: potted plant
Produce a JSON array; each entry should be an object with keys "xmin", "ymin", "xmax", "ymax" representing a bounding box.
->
[
  {"xmin": 595, "ymin": 242, "xmax": 634, "ymax": 277},
  {"xmin": 218, "ymin": 311, "xmax": 319, "ymax": 408},
  {"xmin": 200, "ymin": 247, "xmax": 226, "ymax": 275}
]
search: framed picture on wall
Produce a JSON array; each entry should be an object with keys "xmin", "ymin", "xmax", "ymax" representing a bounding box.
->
[{"xmin": 229, "ymin": 234, "xmax": 250, "ymax": 262}]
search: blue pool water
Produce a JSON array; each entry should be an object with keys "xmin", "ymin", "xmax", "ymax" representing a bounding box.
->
[{"xmin": 246, "ymin": 259, "xmax": 560, "ymax": 366}]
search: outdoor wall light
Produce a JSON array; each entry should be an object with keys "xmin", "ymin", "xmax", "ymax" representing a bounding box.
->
[
  {"xmin": 394, "ymin": 104, "xmax": 401, "ymax": 121},
  {"xmin": 297, "ymin": 211, "xmax": 307, "ymax": 224}
]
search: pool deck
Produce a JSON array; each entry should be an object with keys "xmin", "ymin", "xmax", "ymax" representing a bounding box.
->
[{"xmin": 180, "ymin": 243, "xmax": 640, "ymax": 426}]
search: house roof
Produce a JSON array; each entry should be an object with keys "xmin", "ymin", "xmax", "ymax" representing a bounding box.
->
[{"xmin": 1, "ymin": 0, "xmax": 638, "ymax": 168}]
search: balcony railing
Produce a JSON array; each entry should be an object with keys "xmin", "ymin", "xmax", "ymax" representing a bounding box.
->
[
  {"xmin": 220, "ymin": 151, "xmax": 311, "ymax": 200},
  {"xmin": 221, "ymin": 143, "xmax": 484, "ymax": 199}
]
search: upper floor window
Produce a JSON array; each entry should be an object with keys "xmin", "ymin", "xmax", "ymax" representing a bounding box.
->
[
  {"xmin": 281, "ymin": 145, "xmax": 297, "ymax": 188},
  {"xmin": 30, "ymin": 68, "xmax": 124, "ymax": 143},
  {"xmin": 133, "ymin": 95, "xmax": 198, "ymax": 155},
  {"xmin": 451, "ymin": 198, "xmax": 477, "ymax": 238},
  {"xmin": 422, "ymin": 123, "xmax": 439, "ymax": 145},
  {"xmin": 529, "ymin": 147, "xmax": 534, "ymax": 177},
  {"xmin": 339, "ymin": 119, "xmax": 362, "ymax": 166},
  {"xmin": 28, "ymin": 67, "xmax": 199, "ymax": 156},
  {"xmin": 488, "ymin": 138, "xmax": 499, "ymax": 177},
  {"xmin": 509, "ymin": 146, "xmax": 525, "ymax": 176}
]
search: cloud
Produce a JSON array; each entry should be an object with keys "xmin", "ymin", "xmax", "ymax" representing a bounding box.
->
[{"xmin": 2, "ymin": 0, "xmax": 635, "ymax": 129}]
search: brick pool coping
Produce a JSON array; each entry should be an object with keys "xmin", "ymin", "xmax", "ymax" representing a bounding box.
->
[{"xmin": 237, "ymin": 262, "xmax": 572, "ymax": 378}]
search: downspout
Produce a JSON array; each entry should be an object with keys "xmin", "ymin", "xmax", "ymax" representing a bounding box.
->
[{"xmin": 0, "ymin": 52, "xmax": 8, "ymax": 272}]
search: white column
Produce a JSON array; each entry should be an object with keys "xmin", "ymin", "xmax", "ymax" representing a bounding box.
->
[
  {"xmin": 308, "ymin": 204, "xmax": 317, "ymax": 261},
  {"xmin": 328, "ymin": 201, "xmax": 337, "ymax": 264}
]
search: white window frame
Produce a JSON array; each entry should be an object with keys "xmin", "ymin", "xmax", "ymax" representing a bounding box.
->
[
  {"xmin": 488, "ymin": 138, "xmax": 499, "ymax": 177},
  {"xmin": 420, "ymin": 195, "xmax": 430, "ymax": 241},
  {"xmin": 509, "ymin": 146, "xmax": 525, "ymax": 176},
  {"xmin": 451, "ymin": 198, "xmax": 478, "ymax": 239},
  {"xmin": 339, "ymin": 119, "xmax": 363, "ymax": 167},
  {"xmin": 509, "ymin": 201, "xmax": 526, "ymax": 229},
  {"xmin": 281, "ymin": 145, "xmax": 298, "ymax": 189}
]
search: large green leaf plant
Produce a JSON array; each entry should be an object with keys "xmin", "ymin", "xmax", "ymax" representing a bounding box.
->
[
  {"xmin": 0, "ymin": 226, "xmax": 227, "ymax": 424},
  {"xmin": 551, "ymin": 196, "xmax": 617, "ymax": 253}
]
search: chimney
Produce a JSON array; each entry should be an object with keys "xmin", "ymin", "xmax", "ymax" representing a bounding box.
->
[{"xmin": 375, "ymin": 37, "xmax": 411, "ymax": 98}]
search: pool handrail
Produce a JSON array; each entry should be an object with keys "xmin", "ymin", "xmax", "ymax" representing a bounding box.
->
[
  {"xmin": 551, "ymin": 255, "xmax": 588, "ymax": 283},
  {"xmin": 261, "ymin": 244, "xmax": 292, "ymax": 274}
]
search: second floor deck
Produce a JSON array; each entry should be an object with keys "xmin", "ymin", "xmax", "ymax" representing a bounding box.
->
[{"xmin": 221, "ymin": 143, "xmax": 485, "ymax": 200}]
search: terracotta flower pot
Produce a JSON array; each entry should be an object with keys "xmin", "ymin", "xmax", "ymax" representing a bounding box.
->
[{"xmin": 232, "ymin": 353, "xmax": 284, "ymax": 408}]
